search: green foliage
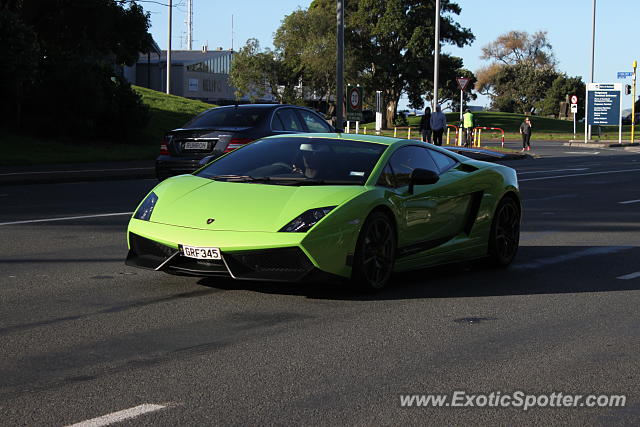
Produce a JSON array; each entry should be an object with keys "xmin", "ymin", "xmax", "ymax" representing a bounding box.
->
[
  {"xmin": 0, "ymin": 0, "xmax": 152, "ymax": 140},
  {"xmin": 491, "ymin": 63, "xmax": 559, "ymax": 114},
  {"xmin": 540, "ymin": 75, "xmax": 586, "ymax": 118},
  {"xmin": 0, "ymin": 9, "xmax": 40, "ymax": 127}
]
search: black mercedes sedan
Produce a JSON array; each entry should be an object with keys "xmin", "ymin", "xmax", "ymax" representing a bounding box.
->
[{"xmin": 156, "ymin": 104, "xmax": 335, "ymax": 180}]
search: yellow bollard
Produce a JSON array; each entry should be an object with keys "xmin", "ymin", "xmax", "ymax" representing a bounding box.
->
[
  {"xmin": 364, "ymin": 126, "xmax": 367, "ymax": 134},
  {"xmin": 446, "ymin": 128, "xmax": 450, "ymax": 145},
  {"xmin": 477, "ymin": 129, "xmax": 482, "ymax": 147},
  {"xmin": 394, "ymin": 127, "xmax": 397, "ymax": 138},
  {"xmin": 408, "ymin": 127, "xmax": 411, "ymax": 139}
]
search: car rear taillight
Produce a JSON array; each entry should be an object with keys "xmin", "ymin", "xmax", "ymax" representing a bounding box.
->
[
  {"xmin": 159, "ymin": 137, "xmax": 169, "ymax": 155},
  {"xmin": 224, "ymin": 138, "xmax": 253, "ymax": 153}
]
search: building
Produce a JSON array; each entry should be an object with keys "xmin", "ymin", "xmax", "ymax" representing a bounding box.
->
[{"xmin": 127, "ymin": 47, "xmax": 274, "ymax": 105}]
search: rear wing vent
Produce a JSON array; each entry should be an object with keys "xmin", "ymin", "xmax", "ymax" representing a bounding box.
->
[{"xmin": 456, "ymin": 163, "xmax": 479, "ymax": 173}]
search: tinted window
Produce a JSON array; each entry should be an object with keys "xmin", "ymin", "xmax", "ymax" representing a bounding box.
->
[
  {"xmin": 387, "ymin": 146, "xmax": 438, "ymax": 187},
  {"xmin": 275, "ymin": 109, "xmax": 304, "ymax": 131},
  {"xmin": 428, "ymin": 150, "xmax": 458, "ymax": 173},
  {"xmin": 196, "ymin": 137, "xmax": 386, "ymax": 185},
  {"xmin": 271, "ymin": 113, "xmax": 285, "ymax": 131},
  {"xmin": 377, "ymin": 163, "xmax": 395, "ymax": 188},
  {"xmin": 298, "ymin": 109, "xmax": 332, "ymax": 132},
  {"xmin": 184, "ymin": 107, "xmax": 269, "ymax": 128}
]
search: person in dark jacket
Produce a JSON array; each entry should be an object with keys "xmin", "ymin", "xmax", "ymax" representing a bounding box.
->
[
  {"xmin": 419, "ymin": 107, "xmax": 432, "ymax": 143},
  {"xmin": 520, "ymin": 117, "xmax": 532, "ymax": 151},
  {"xmin": 430, "ymin": 105, "xmax": 447, "ymax": 146}
]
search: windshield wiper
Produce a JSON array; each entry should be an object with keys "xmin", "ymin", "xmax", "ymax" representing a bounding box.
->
[{"xmin": 209, "ymin": 174, "xmax": 271, "ymax": 182}]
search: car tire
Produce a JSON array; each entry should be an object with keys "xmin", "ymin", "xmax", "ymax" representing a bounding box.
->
[
  {"xmin": 487, "ymin": 195, "xmax": 520, "ymax": 267},
  {"xmin": 351, "ymin": 211, "xmax": 397, "ymax": 290}
]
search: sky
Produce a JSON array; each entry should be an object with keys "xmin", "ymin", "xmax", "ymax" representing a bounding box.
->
[{"xmin": 141, "ymin": 0, "xmax": 639, "ymax": 109}]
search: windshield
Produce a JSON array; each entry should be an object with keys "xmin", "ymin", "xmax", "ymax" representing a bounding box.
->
[
  {"xmin": 195, "ymin": 137, "xmax": 387, "ymax": 185},
  {"xmin": 184, "ymin": 106, "xmax": 269, "ymax": 128}
]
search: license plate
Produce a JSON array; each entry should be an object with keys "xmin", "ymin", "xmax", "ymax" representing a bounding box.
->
[
  {"xmin": 184, "ymin": 141, "xmax": 209, "ymax": 150},
  {"xmin": 180, "ymin": 245, "xmax": 221, "ymax": 260}
]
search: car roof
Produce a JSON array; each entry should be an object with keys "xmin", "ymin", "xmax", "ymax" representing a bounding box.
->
[
  {"xmin": 212, "ymin": 104, "xmax": 315, "ymax": 111},
  {"xmin": 261, "ymin": 132, "xmax": 406, "ymax": 146}
]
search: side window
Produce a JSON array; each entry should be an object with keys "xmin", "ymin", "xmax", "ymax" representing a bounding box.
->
[
  {"xmin": 275, "ymin": 109, "xmax": 304, "ymax": 131},
  {"xmin": 428, "ymin": 150, "xmax": 458, "ymax": 173},
  {"xmin": 387, "ymin": 146, "xmax": 438, "ymax": 187},
  {"xmin": 297, "ymin": 109, "xmax": 332, "ymax": 132},
  {"xmin": 271, "ymin": 112, "xmax": 285, "ymax": 131},
  {"xmin": 377, "ymin": 163, "xmax": 396, "ymax": 188}
]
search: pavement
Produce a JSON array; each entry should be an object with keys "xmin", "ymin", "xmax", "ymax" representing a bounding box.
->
[{"xmin": 2, "ymin": 140, "xmax": 640, "ymax": 425}]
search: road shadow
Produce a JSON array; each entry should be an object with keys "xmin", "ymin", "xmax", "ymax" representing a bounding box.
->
[{"xmin": 196, "ymin": 245, "xmax": 640, "ymax": 302}]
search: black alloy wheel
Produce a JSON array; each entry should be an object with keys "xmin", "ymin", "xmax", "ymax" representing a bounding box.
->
[
  {"xmin": 488, "ymin": 196, "xmax": 521, "ymax": 266},
  {"xmin": 352, "ymin": 211, "xmax": 397, "ymax": 290}
]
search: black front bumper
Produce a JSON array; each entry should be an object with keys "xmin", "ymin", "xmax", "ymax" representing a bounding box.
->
[{"xmin": 125, "ymin": 233, "xmax": 333, "ymax": 282}]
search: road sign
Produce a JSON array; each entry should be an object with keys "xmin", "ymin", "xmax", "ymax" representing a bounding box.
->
[
  {"xmin": 570, "ymin": 104, "xmax": 578, "ymax": 113},
  {"xmin": 456, "ymin": 77, "xmax": 471, "ymax": 91},
  {"xmin": 586, "ymin": 82, "xmax": 622, "ymax": 126},
  {"xmin": 618, "ymin": 71, "xmax": 633, "ymax": 79},
  {"xmin": 570, "ymin": 95, "xmax": 578, "ymax": 105},
  {"xmin": 346, "ymin": 85, "xmax": 363, "ymax": 121}
]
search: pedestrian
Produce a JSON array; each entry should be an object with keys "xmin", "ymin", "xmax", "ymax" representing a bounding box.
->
[
  {"xmin": 419, "ymin": 107, "xmax": 432, "ymax": 143},
  {"xmin": 430, "ymin": 105, "xmax": 447, "ymax": 146},
  {"xmin": 520, "ymin": 117, "xmax": 532, "ymax": 151},
  {"xmin": 462, "ymin": 108, "xmax": 474, "ymax": 147}
]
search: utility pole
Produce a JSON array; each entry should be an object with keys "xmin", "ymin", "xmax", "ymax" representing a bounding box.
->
[
  {"xmin": 336, "ymin": 0, "xmax": 344, "ymax": 132},
  {"xmin": 166, "ymin": 0, "xmax": 172, "ymax": 94},
  {"xmin": 586, "ymin": 0, "xmax": 596, "ymax": 141},
  {"xmin": 433, "ymin": 0, "xmax": 441, "ymax": 109},
  {"xmin": 186, "ymin": 0, "xmax": 193, "ymax": 50},
  {"xmin": 632, "ymin": 60, "xmax": 637, "ymax": 143}
]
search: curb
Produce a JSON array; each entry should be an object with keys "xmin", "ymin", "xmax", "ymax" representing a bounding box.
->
[
  {"xmin": 564, "ymin": 141, "xmax": 640, "ymax": 148},
  {"xmin": 0, "ymin": 162, "xmax": 156, "ymax": 186}
]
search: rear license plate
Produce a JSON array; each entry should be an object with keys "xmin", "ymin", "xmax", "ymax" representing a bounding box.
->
[
  {"xmin": 184, "ymin": 141, "xmax": 209, "ymax": 150},
  {"xmin": 180, "ymin": 245, "xmax": 221, "ymax": 260}
]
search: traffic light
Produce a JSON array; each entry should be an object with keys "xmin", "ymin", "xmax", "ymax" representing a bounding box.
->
[{"xmin": 625, "ymin": 84, "xmax": 632, "ymax": 95}]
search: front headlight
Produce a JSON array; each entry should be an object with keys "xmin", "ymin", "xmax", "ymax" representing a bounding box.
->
[
  {"xmin": 279, "ymin": 206, "xmax": 336, "ymax": 233},
  {"xmin": 134, "ymin": 192, "xmax": 158, "ymax": 221}
]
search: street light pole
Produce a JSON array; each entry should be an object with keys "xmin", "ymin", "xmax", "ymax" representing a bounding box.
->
[
  {"xmin": 433, "ymin": 0, "xmax": 441, "ymax": 109},
  {"xmin": 586, "ymin": 0, "xmax": 596, "ymax": 141},
  {"xmin": 166, "ymin": 0, "xmax": 172, "ymax": 94},
  {"xmin": 632, "ymin": 60, "xmax": 637, "ymax": 143},
  {"xmin": 336, "ymin": 0, "xmax": 345, "ymax": 132}
]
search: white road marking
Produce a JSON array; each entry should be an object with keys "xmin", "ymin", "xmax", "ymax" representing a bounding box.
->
[
  {"xmin": 618, "ymin": 199, "xmax": 640, "ymax": 205},
  {"xmin": 518, "ymin": 168, "xmax": 588, "ymax": 175},
  {"xmin": 564, "ymin": 151, "xmax": 600, "ymax": 155},
  {"xmin": 617, "ymin": 271, "xmax": 640, "ymax": 280},
  {"xmin": 65, "ymin": 404, "xmax": 168, "ymax": 427},
  {"xmin": 0, "ymin": 167, "xmax": 153, "ymax": 177},
  {"xmin": 520, "ymin": 168, "xmax": 640, "ymax": 182},
  {"xmin": 0, "ymin": 212, "xmax": 133, "ymax": 226},
  {"xmin": 514, "ymin": 246, "xmax": 633, "ymax": 270}
]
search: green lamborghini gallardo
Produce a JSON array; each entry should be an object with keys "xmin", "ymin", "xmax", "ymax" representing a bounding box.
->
[{"xmin": 126, "ymin": 133, "xmax": 520, "ymax": 289}]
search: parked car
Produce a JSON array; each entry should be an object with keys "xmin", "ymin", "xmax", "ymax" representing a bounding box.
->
[{"xmin": 156, "ymin": 104, "xmax": 335, "ymax": 180}]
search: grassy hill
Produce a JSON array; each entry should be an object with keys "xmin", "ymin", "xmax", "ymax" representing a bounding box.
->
[
  {"xmin": 133, "ymin": 86, "xmax": 214, "ymax": 145},
  {"xmin": 2, "ymin": 86, "xmax": 215, "ymax": 165}
]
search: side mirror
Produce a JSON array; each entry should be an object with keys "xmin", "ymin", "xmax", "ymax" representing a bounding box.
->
[{"xmin": 408, "ymin": 168, "xmax": 439, "ymax": 194}]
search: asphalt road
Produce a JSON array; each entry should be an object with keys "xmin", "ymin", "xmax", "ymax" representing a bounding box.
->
[{"xmin": 1, "ymin": 140, "xmax": 640, "ymax": 426}]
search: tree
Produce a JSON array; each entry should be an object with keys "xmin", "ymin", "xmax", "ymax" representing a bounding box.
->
[
  {"xmin": 0, "ymin": 0, "xmax": 152, "ymax": 139},
  {"xmin": 0, "ymin": 9, "xmax": 40, "ymax": 127},
  {"xmin": 540, "ymin": 75, "xmax": 585, "ymax": 118},
  {"xmin": 476, "ymin": 30, "xmax": 557, "ymax": 112},
  {"xmin": 490, "ymin": 63, "xmax": 559, "ymax": 113},
  {"xmin": 346, "ymin": 0, "xmax": 474, "ymax": 128},
  {"xmin": 229, "ymin": 38, "xmax": 297, "ymax": 103}
]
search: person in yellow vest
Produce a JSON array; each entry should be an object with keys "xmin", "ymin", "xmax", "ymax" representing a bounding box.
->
[{"xmin": 462, "ymin": 109, "xmax": 474, "ymax": 147}]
